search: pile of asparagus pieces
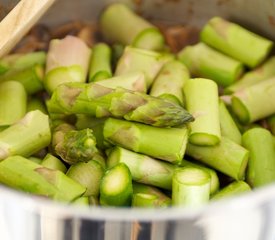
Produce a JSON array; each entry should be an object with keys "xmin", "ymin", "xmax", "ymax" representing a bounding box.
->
[{"xmin": 0, "ymin": 3, "xmax": 275, "ymax": 208}]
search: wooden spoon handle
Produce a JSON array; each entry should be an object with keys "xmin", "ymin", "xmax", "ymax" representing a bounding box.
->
[{"xmin": 0, "ymin": 0, "xmax": 55, "ymax": 57}]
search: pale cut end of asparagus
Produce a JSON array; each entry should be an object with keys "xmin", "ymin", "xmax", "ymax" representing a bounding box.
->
[
  {"xmin": 172, "ymin": 167, "xmax": 211, "ymax": 207},
  {"xmin": 100, "ymin": 163, "xmax": 133, "ymax": 206}
]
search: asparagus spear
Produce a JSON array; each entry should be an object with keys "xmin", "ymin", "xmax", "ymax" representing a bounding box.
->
[
  {"xmin": 219, "ymin": 100, "xmax": 242, "ymax": 145},
  {"xmin": 211, "ymin": 181, "xmax": 251, "ymax": 200},
  {"xmin": 115, "ymin": 46, "xmax": 171, "ymax": 88},
  {"xmin": 200, "ymin": 17, "xmax": 273, "ymax": 68},
  {"xmin": 73, "ymin": 196, "xmax": 90, "ymax": 206},
  {"xmin": 0, "ymin": 64, "xmax": 44, "ymax": 94},
  {"xmin": 47, "ymin": 82, "xmax": 194, "ymax": 127},
  {"xmin": 172, "ymin": 167, "xmax": 211, "ymax": 207},
  {"xmin": 231, "ymin": 77, "xmax": 275, "ymax": 124},
  {"xmin": 0, "ymin": 110, "xmax": 51, "ymax": 160},
  {"xmin": 45, "ymin": 36, "xmax": 91, "ymax": 93},
  {"xmin": 41, "ymin": 153, "xmax": 67, "ymax": 173},
  {"xmin": 89, "ymin": 43, "xmax": 112, "ymax": 82},
  {"xmin": 0, "ymin": 51, "xmax": 46, "ymax": 74},
  {"xmin": 178, "ymin": 43, "xmax": 244, "ymax": 87},
  {"xmin": 133, "ymin": 182, "xmax": 171, "ymax": 206},
  {"xmin": 104, "ymin": 118, "xmax": 189, "ymax": 163},
  {"xmin": 186, "ymin": 137, "xmax": 249, "ymax": 180},
  {"xmin": 94, "ymin": 72, "xmax": 147, "ymax": 93},
  {"xmin": 27, "ymin": 96, "xmax": 47, "ymax": 114},
  {"xmin": 52, "ymin": 123, "xmax": 99, "ymax": 165},
  {"xmin": 0, "ymin": 81, "xmax": 27, "ymax": 127},
  {"xmin": 149, "ymin": 60, "xmax": 190, "ymax": 105},
  {"xmin": 100, "ymin": 3, "xmax": 165, "ymax": 51},
  {"xmin": 66, "ymin": 160, "xmax": 104, "ymax": 197},
  {"xmin": 180, "ymin": 159, "xmax": 219, "ymax": 195},
  {"xmin": 242, "ymin": 128, "xmax": 275, "ymax": 187},
  {"xmin": 107, "ymin": 146, "xmax": 176, "ymax": 190},
  {"xmin": 28, "ymin": 157, "xmax": 42, "ymax": 164},
  {"xmin": 225, "ymin": 56, "xmax": 275, "ymax": 93},
  {"xmin": 183, "ymin": 78, "xmax": 221, "ymax": 146},
  {"xmin": 100, "ymin": 163, "xmax": 133, "ymax": 206},
  {"xmin": 132, "ymin": 193, "xmax": 170, "ymax": 208}
]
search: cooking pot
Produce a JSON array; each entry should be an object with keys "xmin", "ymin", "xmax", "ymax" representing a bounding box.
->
[{"xmin": 1, "ymin": 0, "xmax": 275, "ymax": 240}]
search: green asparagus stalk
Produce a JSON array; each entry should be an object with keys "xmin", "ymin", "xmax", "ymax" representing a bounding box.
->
[
  {"xmin": 172, "ymin": 167, "xmax": 211, "ymax": 207},
  {"xmin": 73, "ymin": 196, "xmax": 90, "ymax": 206},
  {"xmin": 52, "ymin": 123, "xmax": 99, "ymax": 165},
  {"xmin": 200, "ymin": 17, "xmax": 273, "ymax": 68},
  {"xmin": 66, "ymin": 160, "xmax": 104, "ymax": 197},
  {"xmin": 107, "ymin": 146, "xmax": 176, "ymax": 190},
  {"xmin": 186, "ymin": 137, "xmax": 249, "ymax": 180},
  {"xmin": 231, "ymin": 77, "xmax": 275, "ymax": 124},
  {"xmin": 27, "ymin": 96, "xmax": 47, "ymax": 114},
  {"xmin": 28, "ymin": 157, "xmax": 42, "ymax": 164},
  {"xmin": 219, "ymin": 100, "xmax": 242, "ymax": 145},
  {"xmin": 94, "ymin": 72, "xmax": 147, "ymax": 93},
  {"xmin": 0, "ymin": 156, "xmax": 58, "ymax": 198},
  {"xmin": 149, "ymin": 60, "xmax": 190, "ymax": 105},
  {"xmin": 111, "ymin": 43, "xmax": 124, "ymax": 67},
  {"xmin": 104, "ymin": 118, "xmax": 189, "ymax": 163},
  {"xmin": 133, "ymin": 182, "xmax": 171, "ymax": 207},
  {"xmin": 0, "ymin": 81, "xmax": 27, "ymax": 127},
  {"xmin": 115, "ymin": 46, "xmax": 170, "ymax": 88},
  {"xmin": 0, "ymin": 64, "xmax": 44, "ymax": 94},
  {"xmin": 267, "ymin": 114, "xmax": 275, "ymax": 135},
  {"xmin": 183, "ymin": 78, "xmax": 221, "ymax": 146},
  {"xmin": 132, "ymin": 193, "xmax": 169, "ymax": 208},
  {"xmin": 211, "ymin": 181, "xmax": 251, "ymax": 200},
  {"xmin": 242, "ymin": 128, "xmax": 275, "ymax": 187},
  {"xmin": 0, "ymin": 51, "xmax": 46, "ymax": 74},
  {"xmin": 178, "ymin": 43, "xmax": 244, "ymax": 87},
  {"xmin": 76, "ymin": 115, "xmax": 110, "ymax": 150},
  {"xmin": 0, "ymin": 110, "xmax": 51, "ymax": 160},
  {"xmin": 45, "ymin": 36, "xmax": 91, "ymax": 93},
  {"xmin": 47, "ymin": 82, "xmax": 194, "ymax": 127},
  {"xmin": 225, "ymin": 56, "xmax": 275, "ymax": 93},
  {"xmin": 89, "ymin": 43, "xmax": 112, "ymax": 82},
  {"xmin": 180, "ymin": 159, "xmax": 219, "ymax": 195},
  {"xmin": 41, "ymin": 153, "xmax": 67, "ymax": 173},
  {"xmin": 100, "ymin": 163, "xmax": 133, "ymax": 206},
  {"xmin": 100, "ymin": 3, "xmax": 165, "ymax": 51}
]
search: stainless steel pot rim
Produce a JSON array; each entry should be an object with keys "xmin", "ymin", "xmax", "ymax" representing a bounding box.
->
[{"xmin": 1, "ymin": 183, "xmax": 275, "ymax": 221}]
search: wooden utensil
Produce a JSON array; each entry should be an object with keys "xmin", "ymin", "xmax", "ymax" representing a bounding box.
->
[{"xmin": 0, "ymin": 0, "xmax": 56, "ymax": 57}]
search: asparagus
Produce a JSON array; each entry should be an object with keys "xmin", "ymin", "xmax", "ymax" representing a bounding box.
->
[
  {"xmin": 200, "ymin": 17, "xmax": 273, "ymax": 68},
  {"xmin": 89, "ymin": 195, "xmax": 99, "ymax": 206},
  {"xmin": 104, "ymin": 118, "xmax": 189, "ymax": 163},
  {"xmin": 47, "ymin": 82, "xmax": 194, "ymax": 127},
  {"xmin": 132, "ymin": 193, "xmax": 170, "ymax": 208},
  {"xmin": 107, "ymin": 146, "xmax": 176, "ymax": 190},
  {"xmin": 267, "ymin": 114, "xmax": 275, "ymax": 135},
  {"xmin": 186, "ymin": 137, "xmax": 249, "ymax": 180},
  {"xmin": 52, "ymin": 123, "xmax": 99, "ymax": 165},
  {"xmin": 180, "ymin": 159, "xmax": 219, "ymax": 195},
  {"xmin": 89, "ymin": 43, "xmax": 112, "ymax": 82},
  {"xmin": 0, "ymin": 51, "xmax": 46, "ymax": 74},
  {"xmin": 0, "ymin": 155, "xmax": 85, "ymax": 202},
  {"xmin": 94, "ymin": 72, "xmax": 147, "ymax": 93},
  {"xmin": 172, "ymin": 167, "xmax": 211, "ymax": 207},
  {"xmin": 225, "ymin": 56, "xmax": 275, "ymax": 93},
  {"xmin": 100, "ymin": 163, "xmax": 133, "ymax": 206},
  {"xmin": 41, "ymin": 153, "xmax": 67, "ymax": 173},
  {"xmin": 45, "ymin": 36, "xmax": 91, "ymax": 93},
  {"xmin": 100, "ymin": 3, "xmax": 165, "ymax": 51},
  {"xmin": 115, "ymin": 46, "xmax": 171, "ymax": 88},
  {"xmin": 219, "ymin": 100, "xmax": 242, "ymax": 145},
  {"xmin": 73, "ymin": 197, "xmax": 90, "ymax": 206},
  {"xmin": 0, "ymin": 64, "xmax": 44, "ymax": 94},
  {"xmin": 150, "ymin": 60, "xmax": 190, "ymax": 105},
  {"xmin": 0, "ymin": 81, "xmax": 27, "ymax": 127},
  {"xmin": 242, "ymin": 128, "xmax": 275, "ymax": 187},
  {"xmin": 211, "ymin": 181, "xmax": 251, "ymax": 200},
  {"xmin": 27, "ymin": 96, "xmax": 47, "ymax": 114},
  {"xmin": 111, "ymin": 43, "xmax": 124, "ymax": 67},
  {"xmin": 231, "ymin": 77, "xmax": 275, "ymax": 124},
  {"xmin": 0, "ymin": 110, "xmax": 51, "ymax": 160},
  {"xmin": 66, "ymin": 160, "xmax": 104, "ymax": 197},
  {"xmin": 178, "ymin": 43, "xmax": 244, "ymax": 87},
  {"xmin": 133, "ymin": 182, "xmax": 171, "ymax": 206},
  {"xmin": 183, "ymin": 78, "xmax": 221, "ymax": 146}
]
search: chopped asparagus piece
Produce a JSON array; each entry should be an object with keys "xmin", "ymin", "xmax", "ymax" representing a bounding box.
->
[{"xmin": 41, "ymin": 153, "xmax": 67, "ymax": 173}]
